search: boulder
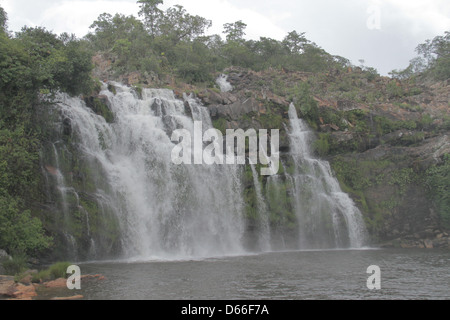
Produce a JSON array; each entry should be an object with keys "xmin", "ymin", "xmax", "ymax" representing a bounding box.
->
[
  {"xmin": 9, "ymin": 284, "xmax": 37, "ymax": 300},
  {"xmin": 18, "ymin": 270, "xmax": 38, "ymax": 285},
  {"xmin": 0, "ymin": 276, "xmax": 15, "ymax": 297},
  {"xmin": 44, "ymin": 278, "xmax": 68, "ymax": 289},
  {"xmin": 198, "ymin": 89, "xmax": 235, "ymax": 106},
  {"xmin": 0, "ymin": 276, "xmax": 38, "ymax": 300},
  {"xmin": 213, "ymin": 98, "xmax": 265, "ymax": 121},
  {"xmin": 0, "ymin": 249, "xmax": 10, "ymax": 261},
  {"xmin": 424, "ymin": 239, "xmax": 434, "ymax": 249}
]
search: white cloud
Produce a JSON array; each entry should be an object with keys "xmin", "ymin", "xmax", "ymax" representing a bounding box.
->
[
  {"xmin": 1, "ymin": 0, "xmax": 138, "ymax": 35},
  {"xmin": 386, "ymin": 0, "xmax": 450, "ymax": 35},
  {"xmin": 38, "ymin": 0, "xmax": 138, "ymax": 36},
  {"xmin": 0, "ymin": 0, "xmax": 12, "ymax": 13},
  {"xmin": 164, "ymin": 0, "xmax": 287, "ymax": 40},
  {"xmin": 2, "ymin": 0, "xmax": 287, "ymax": 40}
]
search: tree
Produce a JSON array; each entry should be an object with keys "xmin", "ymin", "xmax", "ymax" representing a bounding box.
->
[
  {"xmin": 282, "ymin": 31, "xmax": 308, "ymax": 54},
  {"xmin": 0, "ymin": 5, "xmax": 7, "ymax": 32},
  {"xmin": 390, "ymin": 31, "xmax": 450, "ymax": 81},
  {"xmin": 223, "ymin": 20, "xmax": 247, "ymax": 42},
  {"xmin": 252, "ymin": 37, "xmax": 287, "ymax": 69},
  {"xmin": 15, "ymin": 26, "xmax": 94, "ymax": 96},
  {"xmin": 332, "ymin": 55, "xmax": 351, "ymax": 69},
  {"xmin": 88, "ymin": 13, "xmax": 145, "ymax": 52},
  {"xmin": 0, "ymin": 25, "xmax": 96, "ymax": 257},
  {"xmin": 293, "ymin": 82, "xmax": 319, "ymax": 125},
  {"xmin": 416, "ymin": 31, "xmax": 449, "ymax": 66},
  {"xmin": 137, "ymin": 0, "xmax": 163, "ymax": 37},
  {"xmin": 173, "ymin": 39, "xmax": 216, "ymax": 83},
  {"xmin": 0, "ymin": 127, "xmax": 52, "ymax": 256},
  {"xmin": 159, "ymin": 5, "xmax": 212, "ymax": 44},
  {"xmin": 87, "ymin": 13, "xmax": 115, "ymax": 51},
  {"xmin": 222, "ymin": 40, "xmax": 255, "ymax": 68},
  {"xmin": 418, "ymin": 31, "xmax": 450, "ymax": 80}
]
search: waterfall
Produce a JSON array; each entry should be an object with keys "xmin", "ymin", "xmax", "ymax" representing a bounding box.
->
[
  {"xmin": 216, "ymin": 74, "xmax": 233, "ymax": 92},
  {"xmin": 286, "ymin": 103, "xmax": 367, "ymax": 249},
  {"xmin": 52, "ymin": 83, "xmax": 246, "ymax": 260},
  {"xmin": 51, "ymin": 142, "xmax": 69, "ymax": 220},
  {"xmin": 47, "ymin": 83, "xmax": 369, "ymax": 261},
  {"xmin": 250, "ymin": 164, "xmax": 271, "ymax": 252}
]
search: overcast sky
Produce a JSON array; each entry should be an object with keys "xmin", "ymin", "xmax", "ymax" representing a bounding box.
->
[{"xmin": 1, "ymin": 0, "xmax": 449, "ymax": 75}]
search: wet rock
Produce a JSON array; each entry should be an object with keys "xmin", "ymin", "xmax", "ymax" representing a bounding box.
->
[
  {"xmin": 62, "ymin": 118, "xmax": 72, "ymax": 137},
  {"xmin": 214, "ymin": 98, "xmax": 265, "ymax": 121},
  {"xmin": 432, "ymin": 238, "xmax": 449, "ymax": 248},
  {"xmin": 9, "ymin": 284, "xmax": 38, "ymax": 300},
  {"xmin": 44, "ymin": 278, "xmax": 67, "ymax": 289},
  {"xmin": 424, "ymin": 239, "xmax": 434, "ymax": 249},
  {"xmin": 122, "ymin": 71, "xmax": 141, "ymax": 86},
  {"xmin": 0, "ymin": 276, "xmax": 38, "ymax": 300},
  {"xmin": 0, "ymin": 249, "xmax": 11, "ymax": 262},
  {"xmin": 184, "ymin": 101, "xmax": 192, "ymax": 118},
  {"xmin": 320, "ymin": 124, "xmax": 340, "ymax": 132},
  {"xmin": 0, "ymin": 276, "xmax": 15, "ymax": 297},
  {"xmin": 330, "ymin": 131, "xmax": 354, "ymax": 143},
  {"xmin": 198, "ymin": 89, "xmax": 236, "ymax": 106},
  {"xmin": 81, "ymin": 274, "xmax": 106, "ymax": 281}
]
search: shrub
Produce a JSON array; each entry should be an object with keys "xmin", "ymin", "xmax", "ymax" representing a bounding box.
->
[
  {"xmin": 48, "ymin": 261, "xmax": 72, "ymax": 279},
  {"xmin": 31, "ymin": 261, "xmax": 73, "ymax": 283},
  {"xmin": 2, "ymin": 253, "xmax": 28, "ymax": 275},
  {"xmin": 313, "ymin": 133, "xmax": 330, "ymax": 157}
]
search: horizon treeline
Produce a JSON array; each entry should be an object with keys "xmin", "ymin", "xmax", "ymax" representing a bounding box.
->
[{"xmin": 2, "ymin": 1, "xmax": 449, "ymax": 86}]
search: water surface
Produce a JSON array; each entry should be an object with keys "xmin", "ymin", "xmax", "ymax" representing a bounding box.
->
[{"xmin": 69, "ymin": 248, "xmax": 450, "ymax": 300}]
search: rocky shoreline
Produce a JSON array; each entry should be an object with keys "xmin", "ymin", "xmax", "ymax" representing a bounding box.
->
[
  {"xmin": 378, "ymin": 231, "xmax": 450, "ymax": 249},
  {"xmin": 0, "ymin": 273, "xmax": 105, "ymax": 300}
]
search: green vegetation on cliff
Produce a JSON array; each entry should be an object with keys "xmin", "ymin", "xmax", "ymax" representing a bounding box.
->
[
  {"xmin": 425, "ymin": 154, "xmax": 450, "ymax": 228},
  {"xmin": 0, "ymin": 15, "xmax": 95, "ymax": 258},
  {"xmin": 86, "ymin": 0, "xmax": 353, "ymax": 85},
  {"xmin": 390, "ymin": 31, "xmax": 450, "ymax": 81}
]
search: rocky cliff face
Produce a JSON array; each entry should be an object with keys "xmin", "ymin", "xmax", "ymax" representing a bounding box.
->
[
  {"xmin": 190, "ymin": 67, "xmax": 450, "ymax": 248},
  {"xmin": 43, "ymin": 58, "xmax": 449, "ymax": 254}
]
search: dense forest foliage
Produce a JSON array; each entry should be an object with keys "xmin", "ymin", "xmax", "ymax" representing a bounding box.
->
[
  {"xmin": 0, "ymin": 6, "xmax": 95, "ymax": 259},
  {"xmin": 85, "ymin": 0, "xmax": 357, "ymax": 84},
  {"xmin": 390, "ymin": 31, "xmax": 450, "ymax": 81},
  {"xmin": 0, "ymin": 0, "xmax": 449, "ymax": 264}
]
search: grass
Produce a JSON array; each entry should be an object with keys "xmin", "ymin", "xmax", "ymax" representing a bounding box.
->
[{"xmin": 31, "ymin": 261, "xmax": 73, "ymax": 283}]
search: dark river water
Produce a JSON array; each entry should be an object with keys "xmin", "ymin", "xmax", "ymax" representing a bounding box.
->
[{"xmin": 42, "ymin": 248, "xmax": 450, "ymax": 300}]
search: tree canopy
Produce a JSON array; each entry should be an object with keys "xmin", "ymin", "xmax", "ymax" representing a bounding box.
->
[
  {"xmin": 85, "ymin": 1, "xmax": 357, "ymax": 84},
  {"xmin": 0, "ymin": 6, "xmax": 95, "ymax": 257},
  {"xmin": 0, "ymin": 6, "xmax": 7, "ymax": 32},
  {"xmin": 390, "ymin": 31, "xmax": 450, "ymax": 81}
]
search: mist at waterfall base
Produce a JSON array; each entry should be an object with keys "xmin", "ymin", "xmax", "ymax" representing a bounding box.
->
[{"xmin": 44, "ymin": 76, "xmax": 368, "ymax": 263}]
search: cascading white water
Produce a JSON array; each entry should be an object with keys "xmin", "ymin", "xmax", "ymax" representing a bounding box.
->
[
  {"xmin": 216, "ymin": 74, "xmax": 233, "ymax": 92},
  {"xmin": 49, "ymin": 83, "xmax": 369, "ymax": 260},
  {"xmin": 287, "ymin": 103, "xmax": 367, "ymax": 249},
  {"xmin": 250, "ymin": 164, "xmax": 271, "ymax": 252},
  {"xmin": 53, "ymin": 83, "xmax": 246, "ymax": 260}
]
